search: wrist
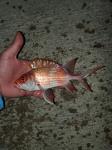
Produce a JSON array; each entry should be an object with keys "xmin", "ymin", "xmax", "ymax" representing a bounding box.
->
[{"xmin": 0, "ymin": 96, "xmax": 5, "ymax": 110}]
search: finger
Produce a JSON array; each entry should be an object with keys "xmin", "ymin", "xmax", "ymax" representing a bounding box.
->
[
  {"xmin": 19, "ymin": 60, "xmax": 33, "ymax": 73},
  {"xmin": 18, "ymin": 89, "xmax": 43, "ymax": 97},
  {"xmin": 19, "ymin": 90, "xmax": 34, "ymax": 97},
  {"xmin": 4, "ymin": 31, "xmax": 25, "ymax": 58},
  {"xmin": 33, "ymin": 90, "xmax": 43, "ymax": 97}
]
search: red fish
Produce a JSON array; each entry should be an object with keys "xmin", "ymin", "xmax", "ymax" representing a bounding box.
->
[{"xmin": 15, "ymin": 58, "xmax": 105, "ymax": 104}]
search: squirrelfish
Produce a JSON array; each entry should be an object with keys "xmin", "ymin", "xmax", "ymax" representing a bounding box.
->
[{"xmin": 15, "ymin": 58, "xmax": 105, "ymax": 104}]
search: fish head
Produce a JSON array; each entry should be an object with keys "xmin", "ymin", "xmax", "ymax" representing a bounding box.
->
[
  {"xmin": 15, "ymin": 74, "xmax": 28, "ymax": 88},
  {"xmin": 14, "ymin": 73, "xmax": 37, "ymax": 91}
]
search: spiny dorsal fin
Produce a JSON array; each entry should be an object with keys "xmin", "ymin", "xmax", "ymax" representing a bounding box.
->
[{"xmin": 30, "ymin": 58, "xmax": 58, "ymax": 69}]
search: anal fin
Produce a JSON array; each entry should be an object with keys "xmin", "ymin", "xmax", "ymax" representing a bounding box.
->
[
  {"xmin": 80, "ymin": 78, "xmax": 93, "ymax": 92},
  {"xmin": 65, "ymin": 81, "xmax": 77, "ymax": 93}
]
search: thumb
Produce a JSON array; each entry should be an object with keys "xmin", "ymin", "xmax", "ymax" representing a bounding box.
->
[{"xmin": 4, "ymin": 31, "xmax": 25, "ymax": 58}]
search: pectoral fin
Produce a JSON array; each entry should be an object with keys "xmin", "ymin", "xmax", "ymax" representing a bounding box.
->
[
  {"xmin": 36, "ymin": 83, "xmax": 55, "ymax": 105},
  {"xmin": 43, "ymin": 89, "xmax": 55, "ymax": 105}
]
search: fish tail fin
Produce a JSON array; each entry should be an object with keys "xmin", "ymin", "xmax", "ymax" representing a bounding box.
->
[
  {"xmin": 72, "ymin": 65, "xmax": 105, "ymax": 92},
  {"xmin": 83, "ymin": 65, "xmax": 105, "ymax": 78}
]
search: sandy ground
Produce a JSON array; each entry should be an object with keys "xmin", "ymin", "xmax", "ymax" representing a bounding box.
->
[{"xmin": 0, "ymin": 0, "xmax": 112, "ymax": 150}]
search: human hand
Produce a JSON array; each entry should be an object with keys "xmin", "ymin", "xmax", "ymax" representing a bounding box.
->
[{"xmin": 0, "ymin": 32, "xmax": 42, "ymax": 97}]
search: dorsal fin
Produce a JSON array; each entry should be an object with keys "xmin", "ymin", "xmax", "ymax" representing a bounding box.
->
[
  {"xmin": 30, "ymin": 58, "xmax": 58, "ymax": 69},
  {"xmin": 64, "ymin": 58, "xmax": 78, "ymax": 73}
]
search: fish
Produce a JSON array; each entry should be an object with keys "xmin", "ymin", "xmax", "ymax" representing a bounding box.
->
[{"xmin": 15, "ymin": 58, "xmax": 105, "ymax": 104}]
